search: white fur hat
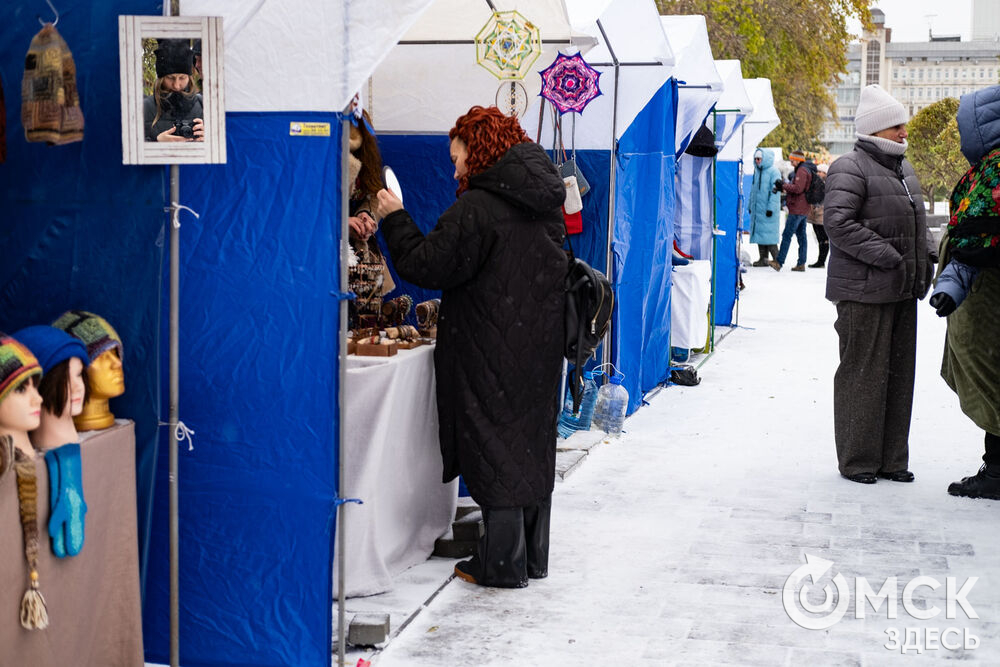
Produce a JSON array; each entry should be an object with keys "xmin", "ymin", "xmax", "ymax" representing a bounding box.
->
[{"xmin": 855, "ymin": 84, "xmax": 908, "ymax": 135}]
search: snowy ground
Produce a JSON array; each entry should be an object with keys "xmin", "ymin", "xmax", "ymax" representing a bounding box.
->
[{"xmin": 356, "ymin": 242, "xmax": 999, "ymax": 666}]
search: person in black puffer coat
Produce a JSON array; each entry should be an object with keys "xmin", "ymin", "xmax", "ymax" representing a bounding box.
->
[
  {"xmin": 824, "ymin": 84, "xmax": 936, "ymax": 485},
  {"xmin": 376, "ymin": 106, "xmax": 567, "ymax": 589}
]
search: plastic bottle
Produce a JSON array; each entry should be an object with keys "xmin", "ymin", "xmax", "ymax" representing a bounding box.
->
[
  {"xmin": 557, "ymin": 370, "xmax": 599, "ymax": 438},
  {"xmin": 592, "ymin": 373, "xmax": 629, "ymax": 436}
]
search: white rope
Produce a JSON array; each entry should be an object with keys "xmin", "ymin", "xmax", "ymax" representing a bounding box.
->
[
  {"xmin": 158, "ymin": 420, "xmax": 197, "ymax": 451},
  {"xmin": 169, "ymin": 202, "xmax": 200, "ymax": 229}
]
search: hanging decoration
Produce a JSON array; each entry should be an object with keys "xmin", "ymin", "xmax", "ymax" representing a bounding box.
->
[
  {"xmin": 538, "ymin": 52, "xmax": 602, "ymax": 115},
  {"xmin": 475, "ymin": 11, "xmax": 541, "ymax": 81},
  {"xmin": 21, "ymin": 21, "xmax": 84, "ymax": 145},
  {"xmin": 495, "ymin": 81, "xmax": 529, "ymax": 118}
]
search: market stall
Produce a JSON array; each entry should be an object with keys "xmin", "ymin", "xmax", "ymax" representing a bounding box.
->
[{"xmin": 376, "ymin": 0, "xmax": 679, "ymax": 414}]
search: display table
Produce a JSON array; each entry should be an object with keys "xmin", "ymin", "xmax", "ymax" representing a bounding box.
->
[
  {"xmin": 671, "ymin": 259, "xmax": 713, "ymax": 349},
  {"xmin": 0, "ymin": 420, "xmax": 144, "ymax": 666},
  {"xmin": 335, "ymin": 344, "xmax": 457, "ymax": 597}
]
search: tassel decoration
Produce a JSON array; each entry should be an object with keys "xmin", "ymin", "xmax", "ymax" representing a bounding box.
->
[{"xmin": 14, "ymin": 457, "xmax": 49, "ymax": 630}]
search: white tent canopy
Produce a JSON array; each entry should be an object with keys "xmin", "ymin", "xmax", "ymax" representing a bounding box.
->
[
  {"xmin": 739, "ymin": 78, "xmax": 781, "ymax": 173},
  {"xmin": 375, "ymin": 0, "xmax": 673, "ymax": 149},
  {"xmin": 714, "ymin": 60, "xmax": 754, "ymax": 161},
  {"xmin": 660, "ymin": 14, "xmax": 722, "ymax": 155},
  {"xmin": 181, "ymin": 0, "xmax": 438, "ymax": 112}
]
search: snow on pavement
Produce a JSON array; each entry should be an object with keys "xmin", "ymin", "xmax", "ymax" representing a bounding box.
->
[{"xmin": 372, "ymin": 259, "xmax": 999, "ymax": 666}]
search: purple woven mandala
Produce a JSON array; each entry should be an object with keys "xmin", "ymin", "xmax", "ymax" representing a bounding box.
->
[{"xmin": 538, "ymin": 52, "xmax": 602, "ymax": 114}]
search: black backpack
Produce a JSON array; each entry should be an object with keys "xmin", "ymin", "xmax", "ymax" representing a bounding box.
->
[
  {"xmin": 803, "ymin": 162, "xmax": 825, "ymax": 205},
  {"xmin": 564, "ymin": 238, "xmax": 614, "ymax": 412}
]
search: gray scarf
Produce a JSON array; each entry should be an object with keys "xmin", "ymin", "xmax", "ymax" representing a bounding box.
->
[{"xmin": 856, "ymin": 132, "xmax": 908, "ymax": 156}]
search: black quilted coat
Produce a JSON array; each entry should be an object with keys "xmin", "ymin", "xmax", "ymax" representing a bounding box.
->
[{"xmin": 381, "ymin": 141, "xmax": 567, "ymax": 507}]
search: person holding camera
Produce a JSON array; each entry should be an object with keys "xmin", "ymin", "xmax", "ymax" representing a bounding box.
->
[
  {"xmin": 143, "ymin": 39, "xmax": 203, "ymax": 143},
  {"xmin": 769, "ymin": 150, "xmax": 811, "ymax": 272}
]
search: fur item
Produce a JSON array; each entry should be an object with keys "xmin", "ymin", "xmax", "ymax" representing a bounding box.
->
[
  {"xmin": 14, "ymin": 453, "xmax": 49, "ymax": 630},
  {"xmin": 21, "ymin": 23, "xmax": 84, "ymax": 145},
  {"xmin": 0, "ymin": 434, "xmax": 13, "ymax": 479},
  {"xmin": 154, "ymin": 39, "xmax": 193, "ymax": 78},
  {"xmin": 52, "ymin": 311, "xmax": 123, "ymax": 363}
]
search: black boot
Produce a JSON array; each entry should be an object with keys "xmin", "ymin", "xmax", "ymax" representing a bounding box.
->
[
  {"xmin": 524, "ymin": 496, "xmax": 551, "ymax": 579},
  {"xmin": 456, "ymin": 506, "xmax": 528, "ymax": 588},
  {"xmin": 809, "ymin": 241, "xmax": 829, "ymax": 268},
  {"xmin": 950, "ymin": 432, "xmax": 1000, "ymax": 499}
]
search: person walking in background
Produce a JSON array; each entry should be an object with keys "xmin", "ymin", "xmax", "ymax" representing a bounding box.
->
[
  {"xmin": 770, "ymin": 150, "xmax": 811, "ymax": 272},
  {"xmin": 926, "ymin": 86, "xmax": 1000, "ymax": 499},
  {"xmin": 808, "ymin": 163, "xmax": 829, "ymax": 268},
  {"xmin": 376, "ymin": 106, "xmax": 566, "ymax": 588},
  {"xmin": 748, "ymin": 148, "xmax": 781, "ymax": 266},
  {"xmin": 823, "ymin": 84, "xmax": 935, "ymax": 485}
]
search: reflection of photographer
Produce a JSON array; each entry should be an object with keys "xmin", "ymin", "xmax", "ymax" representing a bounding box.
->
[{"xmin": 143, "ymin": 39, "xmax": 204, "ymax": 142}]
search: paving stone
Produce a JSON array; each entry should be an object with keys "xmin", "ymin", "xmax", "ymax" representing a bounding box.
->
[{"xmin": 347, "ymin": 613, "xmax": 390, "ymax": 647}]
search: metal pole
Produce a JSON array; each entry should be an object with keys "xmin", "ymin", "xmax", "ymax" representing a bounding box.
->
[
  {"xmin": 168, "ymin": 162, "xmax": 180, "ymax": 667},
  {"xmin": 337, "ymin": 113, "xmax": 350, "ymax": 667},
  {"xmin": 709, "ymin": 110, "xmax": 718, "ymax": 353},
  {"xmin": 597, "ymin": 18, "xmax": 618, "ymax": 368}
]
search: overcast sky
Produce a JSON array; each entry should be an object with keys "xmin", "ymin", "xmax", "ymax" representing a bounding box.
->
[{"xmin": 847, "ymin": 0, "xmax": 973, "ymax": 42}]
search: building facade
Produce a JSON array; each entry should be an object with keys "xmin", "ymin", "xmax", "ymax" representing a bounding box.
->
[{"xmin": 821, "ymin": 8, "xmax": 1000, "ymax": 156}]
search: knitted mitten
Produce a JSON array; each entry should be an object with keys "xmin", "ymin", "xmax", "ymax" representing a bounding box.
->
[{"xmin": 45, "ymin": 443, "xmax": 88, "ymax": 557}]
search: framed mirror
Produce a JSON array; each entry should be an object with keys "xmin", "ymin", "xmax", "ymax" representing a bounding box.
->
[{"xmin": 119, "ymin": 16, "xmax": 226, "ymax": 164}]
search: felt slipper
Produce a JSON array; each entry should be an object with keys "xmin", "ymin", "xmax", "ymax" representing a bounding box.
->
[{"xmin": 45, "ymin": 443, "xmax": 87, "ymax": 557}]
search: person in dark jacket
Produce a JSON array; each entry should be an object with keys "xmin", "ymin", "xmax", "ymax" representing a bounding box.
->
[
  {"xmin": 770, "ymin": 150, "xmax": 811, "ymax": 272},
  {"xmin": 143, "ymin": 39, "xmax": 204, "ymax": 142},
  {"xmin": 808, "ymin": 163, "xmax": 830, "ymax": 268},
  {"xmin": 930, "ymin": 85, "xmax": 1000, "ymax": 499},
  {"xmin": 824, "ymin": 84, "xmax": 935, "ymax": 485},
  {"xmin": 375, "ymin": 106, "xmax": 567, "ymax": 588}
]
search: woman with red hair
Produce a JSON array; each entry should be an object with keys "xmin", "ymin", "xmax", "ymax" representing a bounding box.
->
[{"xmin": 377, "ymin": 106, "xmax": 566, "ymax": 588}]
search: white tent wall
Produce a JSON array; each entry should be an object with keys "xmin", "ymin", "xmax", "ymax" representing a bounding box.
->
[
  {"xmin": 180, "ymin": 0, "xmax": 438, "ymax": 111},
  {"xmin": 714, "ymin": 60, "xmax": 753, "ymax": 161},
  {"xmin": 739, "ymin": 78, "xmax": 781, "ymax": 173},
  {"xmin": 660, "ymin": 14, "xmax": 722, "ymax": 155}
]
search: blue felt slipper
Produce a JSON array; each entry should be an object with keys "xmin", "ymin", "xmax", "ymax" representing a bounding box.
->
[{"xmin": 45, "ymin": 443, "xmax": 87, "ymax": 557}]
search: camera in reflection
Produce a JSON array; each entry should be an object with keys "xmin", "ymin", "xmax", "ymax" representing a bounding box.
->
[{"xmin": 173, "ymin": 119, "xmax": 195, "ymax": 139}]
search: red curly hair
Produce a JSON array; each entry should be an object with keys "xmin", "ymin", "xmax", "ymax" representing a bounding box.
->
[{"xmin": 449, "ymin": 106, "xmax": 530, "ymax": 196}]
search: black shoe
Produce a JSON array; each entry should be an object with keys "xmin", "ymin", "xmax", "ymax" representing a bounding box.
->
[
  {"xmin": 752, "ymin": 258, "xmax": 770, "ymax": 267},
  {"xmin": 842, "ymin": 472, "xmax": 877, "ymax": 484},
  {"xmin": 948, "ymin": 465, "xmax": 1000, "ymax": 499},
  {"xmin": 808, "ymin": 261, "xmax": 825, "ymax": 268},
  {"xmin": 877, "ymin": 470, "xmax": 915, "ymax": 482},
  {"xmin": 454, "ymin": 557, "xmax": 481, "ymax": 584}
]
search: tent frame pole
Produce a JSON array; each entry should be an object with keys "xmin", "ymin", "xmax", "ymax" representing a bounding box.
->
[
  {"xmin": 597, "ymin": 18, "xmax": 618, "ymax": 368},
  {"xmin": 336, "ymin": 112, "xmax": 351, "ymax": 667},
  {"xmin": 168, "ymin": 163, "xmax": 180, "ymax": 667},
  {"xmin": 709, "ymin": 110, "xmax": 718, "ymax": 353}
]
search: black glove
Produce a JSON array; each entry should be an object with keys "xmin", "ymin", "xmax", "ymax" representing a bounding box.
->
[
  {"xmin": 929, "ymin": 292, "xmax": 956, "ymax": 317},
  {"xmin": 772, "ymin": 178, "xmax": 784, "ymax": 194},
  {"xmin": 765, "ymin": 210, "xmax": 773, "ymax": 217}
]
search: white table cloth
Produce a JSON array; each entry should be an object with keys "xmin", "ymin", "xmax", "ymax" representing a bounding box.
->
[
  {"xmin": 334, "ymin": 344, "xmax": 457, "ymax": 597},
  {"xmin": 670, "ymin": 259, "xmax": 713, "ymax": 349}
]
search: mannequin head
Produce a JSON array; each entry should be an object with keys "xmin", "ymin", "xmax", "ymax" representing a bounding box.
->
[
  {"xmin": 0, "ymin": 335, "xmax": 44, "ymax": 456},
  {"xmin": 12, "ymin": 325, "xmax": 91, "ymax": 448},
  {"xmin": 52, "ymin": 311, "xmax": 124, "ymax": 431}
]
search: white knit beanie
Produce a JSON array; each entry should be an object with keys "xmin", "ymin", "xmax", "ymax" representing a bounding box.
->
[{"xmin": 855, "ymin": 84, "xmax": 908, "ymax": 135}]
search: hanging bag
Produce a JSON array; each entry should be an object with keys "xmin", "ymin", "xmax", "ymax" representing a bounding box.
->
[{"xmin": 563, "ymin": 234, "xmax": 613, "ymax": 412}]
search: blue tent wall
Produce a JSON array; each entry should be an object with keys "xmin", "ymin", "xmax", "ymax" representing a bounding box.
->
[
  {"xmin": 141, "ymin": 113, "xmax": 341, "ymax": 667},
  {"xmin": 611, "ymin": 82, "xmax": 676, "ymax": 414},
  {"xmin": 713, "ymin": 160, "xmax": 742, "ymax": 327},
  {"xmin": 0, "ymin": 0, "xmax": 163, "ymax": 591}
]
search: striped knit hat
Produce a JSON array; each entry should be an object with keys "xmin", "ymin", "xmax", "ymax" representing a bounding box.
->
[
  {"xmin": 0, "ymin": 334, "xmax": 42, "ymax": 405},
  {"xmin": 52, "ymin": 311, "xmax": 123, "ymax": 362}
]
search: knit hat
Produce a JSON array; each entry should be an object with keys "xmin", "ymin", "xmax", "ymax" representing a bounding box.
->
[
  {"xmin": 21, "ymin": 23, "xmax": 84, "ymax": 145},
  {"xmin": 817, "ymin": 163, "xmax": 829, "ymax": 174},
  {"xmin": 855, "ymin": 84, "xmax": 908, "ymax": 135},
  {"xmin": 0, "ymin": 334, "xmax": 42, "ymax": 405},
  {"xmin": 154, "ymin": 39, "xmax": 194, "ymax": 78},
  {"xmin": 51, "ymin": 311, "xmax": 123, "ymax": 362},
  {"xmin": 11, "ymin": 326, "xmax": 89, "ymax": 375},
  {"xmin": 789, "ymin": 150, "xmax": 806, "ymax": 163}
]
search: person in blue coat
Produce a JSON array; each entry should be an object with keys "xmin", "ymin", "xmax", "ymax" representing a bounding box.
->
[{"xmin": 748, "ymin": 148, "xmax": 782, "ymax": 265}]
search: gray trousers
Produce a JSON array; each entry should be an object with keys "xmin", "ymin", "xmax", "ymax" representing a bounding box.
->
[{"xmin": 833, "ymin": 299, "xmax": 917, "ymax": 476}]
